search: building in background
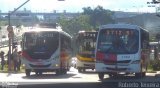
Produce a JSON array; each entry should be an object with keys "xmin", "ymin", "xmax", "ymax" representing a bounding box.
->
[{"xmin": 0, "ymin": 8, "xmax": 80, "ymax": 27}]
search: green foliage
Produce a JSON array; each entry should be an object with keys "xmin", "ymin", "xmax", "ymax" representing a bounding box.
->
[
  {"xmin": 0, "ymin": 64, "xmax": 25, "ymax": 73},
  {"xmin": 58, "ymin": 6, "xmax": 115, "ymax": 36},
  {"xmin": 150, "ymin": 60, "xmax": 160, "ymax": 71},
  {"xmin": 58, "ymin": 15, "xmax": 93, "ymax": 36},
  {"xmin": 156, "ymin": 33, "xmax": 160, "ymax": 41},
  {"xmin": 0, "ymin": 21, "xmax": 7, "ymax": 26},
  {"xmin": 82, "ymin": 5, "xmax": 115, "ymax": 29}
]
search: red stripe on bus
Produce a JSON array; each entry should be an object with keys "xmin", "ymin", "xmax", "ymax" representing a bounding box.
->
[
  {"xmin": 109, "ymin": 54, "xmax": 117, "ymax": 61},
  {"xmin": 22, "ymin": 51, "xmax": 36, "ymax": 62}
]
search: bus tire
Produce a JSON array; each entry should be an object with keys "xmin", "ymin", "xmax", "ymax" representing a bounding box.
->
[
  {"xmin": 63, "ymin": 69, "xmax": 67, "ymax": 74},
  {"xmin": 25, "ymin": 69, "xmax": 31, "ymax": 77},
  {"xmin": 35, "ymin": 71, "xmax": 38, "ymax": 75},
  {"xmin": 108, "ymin": 74, "xmax": 112, "ymax": 77},
  {"xmin": 108, "ymin": 73, "xmax": 117, "ymax": 78},
  {"xmin": 135, "ymin": 72, "xmax": 143, "ymax": 78},
  {"xmin": 142, "ymin": 72, "xmax": 146, "ymax": 77},
  {"xmin": 74, "ymin": 64, "xmax": 76, "ymax": 68},
  {"xmin": 78, "ymin": 68, "xmax": 82, "ymax": 73},
  {"xmin": 56, "ymin": 69, "xmax": 61, "ymax": 75},
  {"xmin": 61, "ymin": 69, "xmax": 65, "ymax": 74},
  {"xmin": 82, "ymin": 68, "xmax": 85, "ymax": 72},
  {"xmin": 135, "ymin": 64, "xmax": 144, "ymax": 78},
  {"xmin": 35, "ymin": 71, "xmax": 42, "ymax": 75},
  {"xmin": 64, "ymin": 69, "xmax": 68, "ymax": 74},
  {"xmin": 67, "ymin": 68, "xmax": 70, "ymax": 71},
  {"xmin": 108, "ymin": 74, "xmax": 113, "ymax": 78},
  {"xmin": 98, "ymin": 73, "xmax": 104, "ymax": 80},
  {"xmin": 39, "ymin": 71, "xmax": 42, "ymax": 75}
]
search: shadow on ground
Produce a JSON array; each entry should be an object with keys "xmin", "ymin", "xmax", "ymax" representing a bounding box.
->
[
  {"xmin": 100, "ymin": 74, "xmax": 160, "ymax": 82},
  {"xmin": 22, "ymin": 73, "xmax": 77, "ymax": 79}
]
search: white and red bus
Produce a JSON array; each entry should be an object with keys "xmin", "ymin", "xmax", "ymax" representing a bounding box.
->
[
  {"xmin": 21, "ymin": 27, "xmax": 72, "ymax": 76},
  {"xmin": 95, "ymin": 24, "xmax": 149, "ymax": 80}
]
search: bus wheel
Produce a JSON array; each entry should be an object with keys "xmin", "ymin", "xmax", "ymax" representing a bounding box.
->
[
  {"xmin": 74, "ymin": 64, "xmax": 76, "ymax": 68},
  {"xmin": 25, "ymin": 69, "xmax": 31, "ymax": 77},
  {"xmin": 108, "ymin": 73, "xmax": 117, "ymax": 78},
  {"xmin": 142, "ymin": 64, "xmax": 147, "ymax": 77},
  {"xmin": 56, "ymin": 69, "xmax": 61, "ymax": 75},
  {"xmin": 35, "ymin": 71, "xmax": 42, "ymax": 75},
  {"xmin": 78, "ymin": 68, "xmax": 82, "ymax": 73},
  {"xmin": 63, "ymin": 69, "xmax": 67, "ymax": 74},
  {"xmin": 67, "ymin": 68, "xmax": 70, "ymax": 71},
  {"xmin": 98, "ymin": 73, "xmax": 104, "ymax": 80},
  {"xmin": 39, "ymin": 71, "xmax": 42, "ymax": 75},
  {"xmin": 142, "ymin": 72, "xmax": 146, "ymax": 77},
  {"xmin": 135, "ymin": 73, "xmax": 143, "ymax": 78},
  {"xmin": 82, "ymin": 68, "xmax": 85, "ymax": 72},
  {"xmin": 108, "ymin": 74, "xmax": 113, "ymax": 77},
  {"xmin": 35, "ymin": 71, "xmax": 38, "ymax": 75},
  {"xmin": 61, "ymin": 69, "xmax": 65, "ymax": 74}
]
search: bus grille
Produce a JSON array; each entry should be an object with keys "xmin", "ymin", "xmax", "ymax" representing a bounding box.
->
[
  {"xmin": 84, "ymin": 64, "xmax": 95, "ymax": 67},
  {"xmin": 104, "ymin": 60, "xmax": 131, "ymax": 65},
  {"xmin": 106, "ymin": 67, "xmax": 127, "ymax": 71},
  {"xmin": 30, "ymin": 54, "xmax": 51, "ymax": 59},
  {"xmin": 29, "ymin": 64, "xmax": 51, "ymax": 68}
]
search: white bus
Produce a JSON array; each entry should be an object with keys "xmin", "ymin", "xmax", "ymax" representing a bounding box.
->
[
  {"xmin": 95, "ymin": 24, "xmax": 149, "ymax": 80},
  {"xmin": 21, "ymin": 28, "xmax": 72, "ymax": 76}
]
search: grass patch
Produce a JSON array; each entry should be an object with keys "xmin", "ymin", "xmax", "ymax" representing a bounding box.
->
[
  {"xmin": 0, "ymin": 64, "xmax": 25, "ymax": 73},
  {"xmin": 147, "ymin": 70, "xmax": 157, "ymax": 73},
  {"xmin": 147, "ymin": 64, "xmax": 157, "ymax": 73}
]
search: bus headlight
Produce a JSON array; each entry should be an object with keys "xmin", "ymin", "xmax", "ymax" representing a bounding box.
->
[{"xmin": 55, "ymin": 64, "xmax": 59, "ymax": 67}]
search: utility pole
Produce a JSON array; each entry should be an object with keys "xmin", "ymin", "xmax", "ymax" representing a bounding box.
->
[
  {"xmin": 0, "ymin": 27, "xmax": 1, "ymax": 49},
  {"xmin": 7, "ymin": 0, "xmax": 30, "ymax": 72}
]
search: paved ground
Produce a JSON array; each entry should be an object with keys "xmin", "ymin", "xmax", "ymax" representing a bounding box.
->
[{"xmin": 0, "ymin": 68, "xmax": 159, "ymax": 88}]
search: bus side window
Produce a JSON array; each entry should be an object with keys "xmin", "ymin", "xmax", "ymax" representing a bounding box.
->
[
  {"xmin": 61, "ymin": 34, "xmax": 71, "ymax": 50},
  {"xmin": 61, "ymin": 35, "xmax": 65, "ymax": 50}
]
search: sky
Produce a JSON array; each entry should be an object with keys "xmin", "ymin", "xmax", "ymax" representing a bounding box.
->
[{"xmin": 0, "ymin": 0, "xmax": 158, "ymax": 13}]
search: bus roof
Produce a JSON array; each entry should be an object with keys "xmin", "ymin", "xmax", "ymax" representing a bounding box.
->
[
  {"xmin": 99, "ymin": 24, "xmax": 148, "ymax": 32},
  {"xmin": 78, "ymin": 31, "xmax": 97, "ymax": 33},
  {"xmin": 23, "ymin": 27, "xmax": 72, "ymax": 38},
  {"xmin": 24, "ymin": 27, "xmax": 62, "ymax": 32}
]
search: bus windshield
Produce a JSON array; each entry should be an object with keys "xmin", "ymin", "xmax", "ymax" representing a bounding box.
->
[
  {"xmin": 77, "ymin": 32, "xmax": 97, "ymax": 57},
  {"xmin": 23, "ymin": 31, "xmax": 59, "ymax": 59},
  {"xmin": 97, "ymin": 29, "xmax": 139, "ymax": 54}
]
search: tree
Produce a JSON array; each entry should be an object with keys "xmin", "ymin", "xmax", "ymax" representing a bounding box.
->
[
  {"xmin": 58, "ymin": 15, "xmax": 93, "ymax": 36},
  {"xmin": 0, "ymin": 21, "xmax": 7, "ymax": 26},
  {"xmin": 83, "ymin": 6, "xmax": 115, "ymax": 29},
  {"xmin": 58, "ymin": 6, "xmax": 115, "ymax": 35},
  {"xmin": 156, "ymin": 33, "xmax": 160, "ymax": 41}
]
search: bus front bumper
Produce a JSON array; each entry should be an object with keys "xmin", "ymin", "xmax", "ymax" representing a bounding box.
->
[
  {"xmin": 95, "ymin": 63, "xmax": 141, "ymax": 73},
  {"xmin": 76, "ymin": 59, "xmax": 95, "ymax": 69}
]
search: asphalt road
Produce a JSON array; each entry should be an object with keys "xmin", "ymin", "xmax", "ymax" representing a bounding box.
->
[
  {"xmin": 0, "ymin": 67, "xmax": 160, "ymax": 88},
  {"xmin": 1, "ymin": 47, "xmax": 160, "ymax": 88}
]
